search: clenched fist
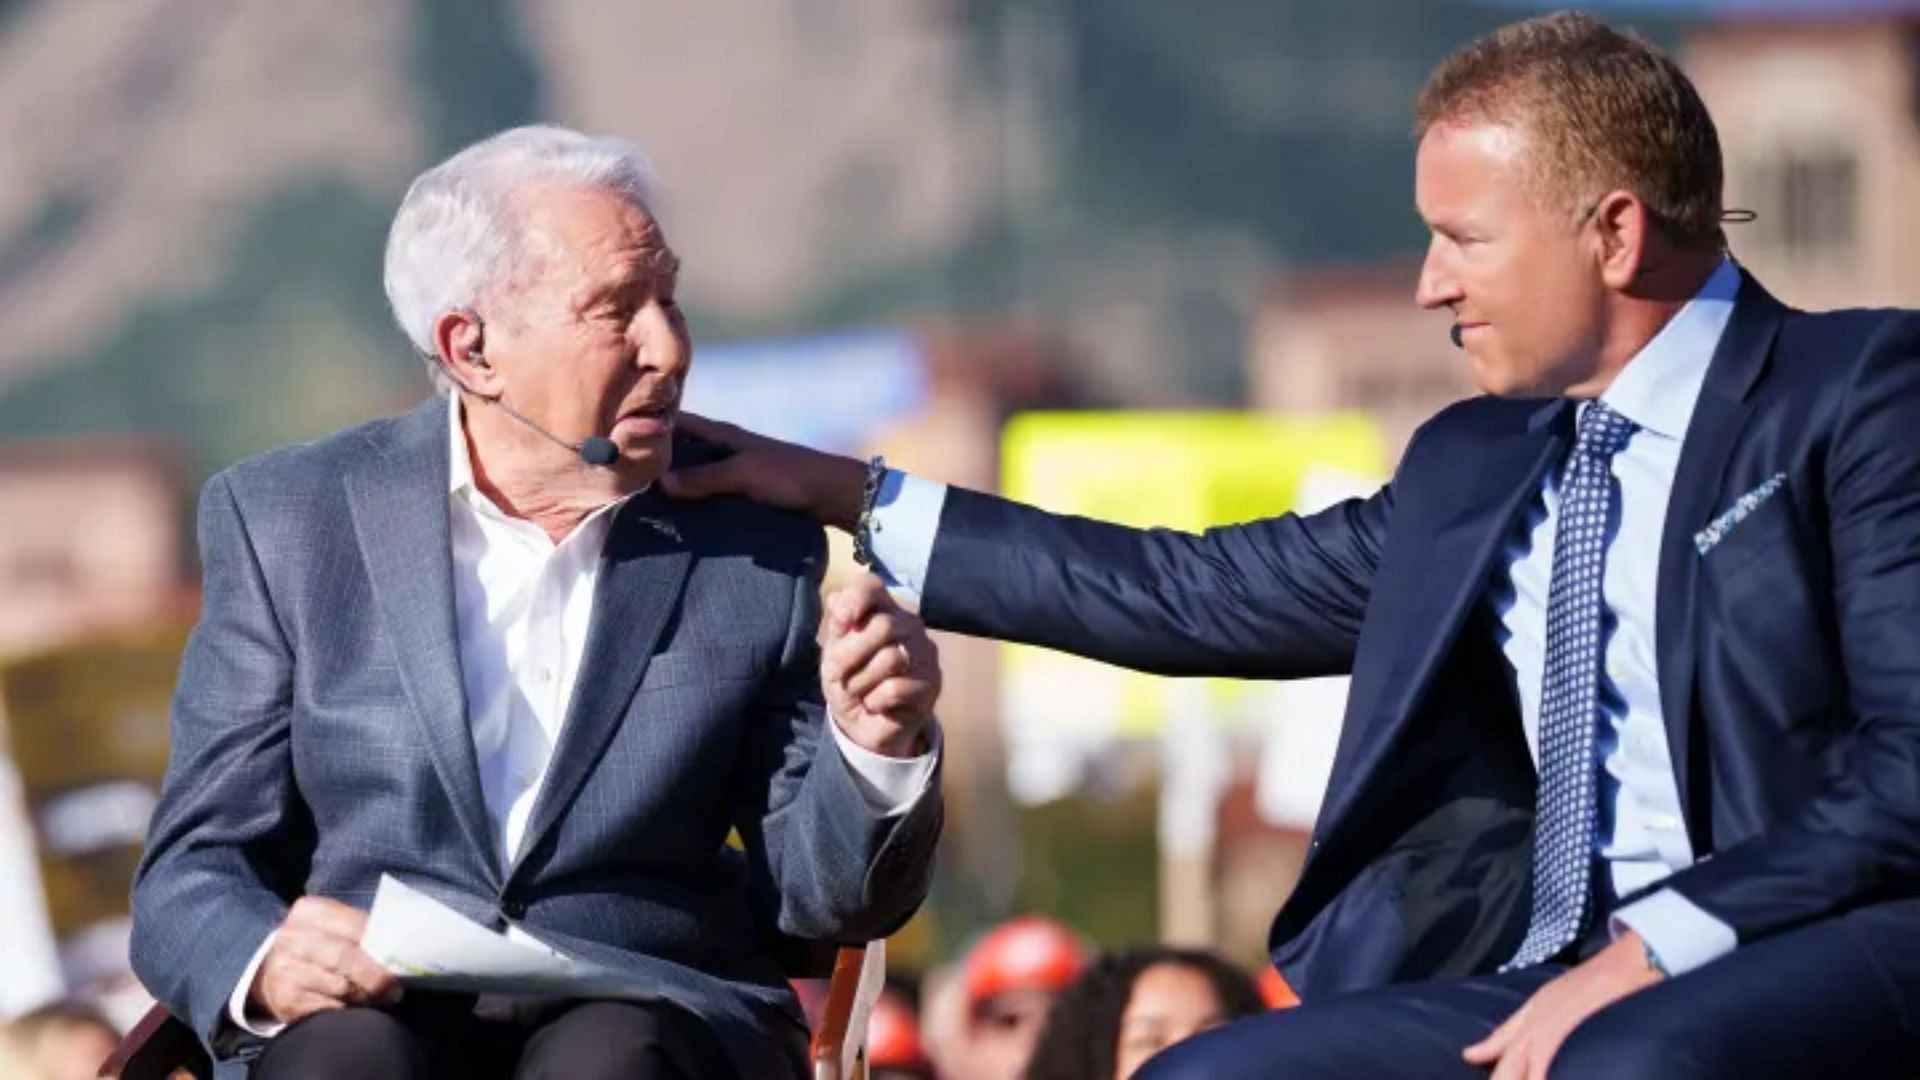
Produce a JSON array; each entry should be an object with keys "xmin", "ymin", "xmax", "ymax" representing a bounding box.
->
[{"xmin": 820, "ymin": 574, "xmax": 941, "ymax": 757}]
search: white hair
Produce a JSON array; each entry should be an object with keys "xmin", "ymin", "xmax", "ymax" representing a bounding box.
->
[{"xmin": 382, "ymin": 124, "xmax": 659, "ymax": 387}]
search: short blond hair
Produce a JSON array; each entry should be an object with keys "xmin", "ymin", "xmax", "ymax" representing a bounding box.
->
[{"xmin": 1416, "ymin": 10, "xmax": 1725, "ymax": 250}]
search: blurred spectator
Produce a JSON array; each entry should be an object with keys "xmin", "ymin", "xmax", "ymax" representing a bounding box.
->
[
  {"xmin": 946, "ymin": 915, "xmax": 1091, "ymax": 1080},
  {"xmin": 868, "ymin": 981, "xmax": 935, "ymax": 1080},
  {"xmin": 0, "ymin": 1000, "xmax": 119, "ymax": 1080},
  {"xmin": 1025, "ymin": 947, "xmax": 1264, "ymax": 1080},
  {"xmin": 916, "ymin": 962, "xmax": 969, "ymax": 1078}
]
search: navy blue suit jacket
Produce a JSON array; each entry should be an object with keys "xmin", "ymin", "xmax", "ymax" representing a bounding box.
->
[
  {"xmin": 918, "ymin": 274, "xmax": 1920, "ymax": 998},
  {"xmin": 130, "ymin": 399, "xmax": 941, "ymax": 1079}
]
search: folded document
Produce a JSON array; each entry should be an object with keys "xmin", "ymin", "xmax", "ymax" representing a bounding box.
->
[{"xmin": 360, "ymin": 874, "xmax": 653, "ymax": 999}]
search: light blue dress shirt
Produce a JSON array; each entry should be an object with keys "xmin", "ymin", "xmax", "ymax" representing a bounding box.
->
[
  {"xmin": 1493, "ymin": 258, "xmax": 1742, "ymax": 974},
  {"xmin": 863, "ymin": 259, "xmax": 1745, "ymax": 975}
]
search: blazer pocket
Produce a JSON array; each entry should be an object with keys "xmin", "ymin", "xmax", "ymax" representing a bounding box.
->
[
  {"xmin": 638, "ymin": 645, "xmax": 772, "ymax": 692},
  {"xmin": 1700, "ymin": 483, "xmax": 1797, "ymax": 573}
]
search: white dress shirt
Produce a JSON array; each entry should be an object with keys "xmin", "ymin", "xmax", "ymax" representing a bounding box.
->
[
  {"xmin": 863, "ymin": 259, "xmax": 1744, "ymax": 976},
  {"xmin": 229, "ymin": 395, "xmax": 936, "ymax": 1035}
]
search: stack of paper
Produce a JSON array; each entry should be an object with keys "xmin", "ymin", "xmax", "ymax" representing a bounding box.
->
[{"xmin": 360, "ymin": 874, "xmax": 653, "ymax": 1000}]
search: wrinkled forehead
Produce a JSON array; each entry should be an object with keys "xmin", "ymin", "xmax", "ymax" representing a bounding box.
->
[{"xmin": 476, "ymin": 184, "xmax": 679, "ymax": 315}]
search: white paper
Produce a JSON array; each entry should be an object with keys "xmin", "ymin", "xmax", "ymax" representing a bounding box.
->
[{"xmin": 360, "ymin": 875, "xmax": 655, "ymax": 1000}]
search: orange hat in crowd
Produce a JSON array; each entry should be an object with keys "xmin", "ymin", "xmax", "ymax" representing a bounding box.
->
[
  {"xmin": 1257, "ymin": 964, "xmax": 1302, "ymax": 1010},
  {"xmin": 961, "ymin": 915, "xmax": 1091, "ymax": 1003},
  {"xmin": 867, "ymin": 988, "xmax": 928, "ymax": 1069}
]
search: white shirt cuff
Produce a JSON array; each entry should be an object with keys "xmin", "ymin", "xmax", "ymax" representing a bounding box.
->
[
  {"xmin": 828, "ymin": 716, "xmax": 941, "ymax": 817},
  {"xmin": 227, "ymin": 930, "xmax": 287, "ymax": 1039},
  {"xmin": 865, "ymin": 471, "xmax": 947, "ymax": 607},
  {"xmin": 1610, "ymin": 888, "xmax": 1738, "ymax": 977}
]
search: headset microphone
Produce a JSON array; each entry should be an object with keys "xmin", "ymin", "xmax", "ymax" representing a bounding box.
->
[
  {"xmin": 453, "ymin": 349, "xmax": 620, "ymax": 467},
  {"xmin": 489, "ymin": 395, "xmax": 621, "ymax": 467},
  {"xmin": 1449, "ymin": 322, "xmax": 1464, "ymax": 349},
  {"xmin": 576, "ymin": 435, "xmax": 620, "ymax": 466}
]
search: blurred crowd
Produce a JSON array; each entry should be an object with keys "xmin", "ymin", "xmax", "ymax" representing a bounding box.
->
[
  {"xmin": 0, "ymin": 1001, "xmax": 119, "ymax": 1080},
  {"xmin": 799, "ymin": 914, "xmax": 1294, "ymax": 1080}
]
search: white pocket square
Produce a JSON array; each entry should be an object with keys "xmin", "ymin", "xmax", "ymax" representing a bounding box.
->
[{"xmin": 1694, "ymin": 472, "xmax": 1787, "ymax": 555}]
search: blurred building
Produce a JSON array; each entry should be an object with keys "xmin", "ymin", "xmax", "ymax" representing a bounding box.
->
[
  {"xmin": 1684, "ymin": 3, "xmax": 1920, "ymax": 310},
  {"xmin": 1252, "ymin": 1, "xmax": 1920, "ymax": 452},
  {"xmin": 1250, "ymin": 262, "xmax": 1472, "ymax": 456},
  {"xmin": 0, "ymin": 442, "xmax": 185, "ymax": 658}
]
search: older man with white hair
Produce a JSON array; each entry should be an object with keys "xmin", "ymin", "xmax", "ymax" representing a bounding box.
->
[{"xmin": 128, "ymin": 125, "xmax": 945, "ymax": 1080}]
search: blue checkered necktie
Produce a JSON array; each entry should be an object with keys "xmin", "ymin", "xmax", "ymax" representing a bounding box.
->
[{"xmin": 1507, "ymin": 400, "xmax": 1638, "ymax": 969}]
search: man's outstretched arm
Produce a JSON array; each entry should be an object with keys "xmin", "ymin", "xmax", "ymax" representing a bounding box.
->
[{"xmin": 663, "ymin": 415, "xmax": 1392, "ymax": 680}]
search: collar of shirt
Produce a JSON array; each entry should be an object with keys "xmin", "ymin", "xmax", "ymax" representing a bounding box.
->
[
  {"xmin": 1593, "ymin": 257, "xmax": 1741, "ymax": 442},
  {"xmin": 445, "ymin": 393, "xmax": 638, "ymax": 544}
]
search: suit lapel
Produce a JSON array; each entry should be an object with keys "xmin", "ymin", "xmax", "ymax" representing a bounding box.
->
[
  {"xmin": 345, "ymin": 398, "xmax": 501, "ymax": 887},
  {"xmin": 1655, "ymin": 272, "xmax": 1784, "ymax": 843},
  {"xmin": 1316, "ymin": 403, "xmax": 1568, "ymax": 837},
  {"xmin": 508, "ymin": 490, "xmax": 693, "ymax": 883}
]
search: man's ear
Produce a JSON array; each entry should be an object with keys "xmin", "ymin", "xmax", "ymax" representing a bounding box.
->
[
  {"xmin": 1591, "ymin": 189, "xmax": 1648, "ymax": 291},
  {"xmin": 433, "ymin": 309, "xmax": 499, "ymax": 397}
]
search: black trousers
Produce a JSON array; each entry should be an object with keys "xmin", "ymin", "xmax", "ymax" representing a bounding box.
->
[
  {"xmin": 250, "ymin": 992, "xmax": 742, "ymax": 1080},
  {"xmin": 1139, "ymin": 899, "xmax": 1920, "ymax": 1079}
]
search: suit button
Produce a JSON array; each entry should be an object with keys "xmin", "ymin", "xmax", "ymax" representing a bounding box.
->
[{"xmin": 501, "ymin": 897, "xmax": 527, "ymax": 920}]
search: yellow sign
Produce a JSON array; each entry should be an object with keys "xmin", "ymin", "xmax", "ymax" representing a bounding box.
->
[{"xmin": 998, "ymin": 412, "xmax": 1386, "ymax": 739}]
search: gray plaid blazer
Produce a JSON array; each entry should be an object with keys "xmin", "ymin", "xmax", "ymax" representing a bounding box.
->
[{"xmin": 129, "ymin": 397, "xmax": 941, "ymax": 1079}]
